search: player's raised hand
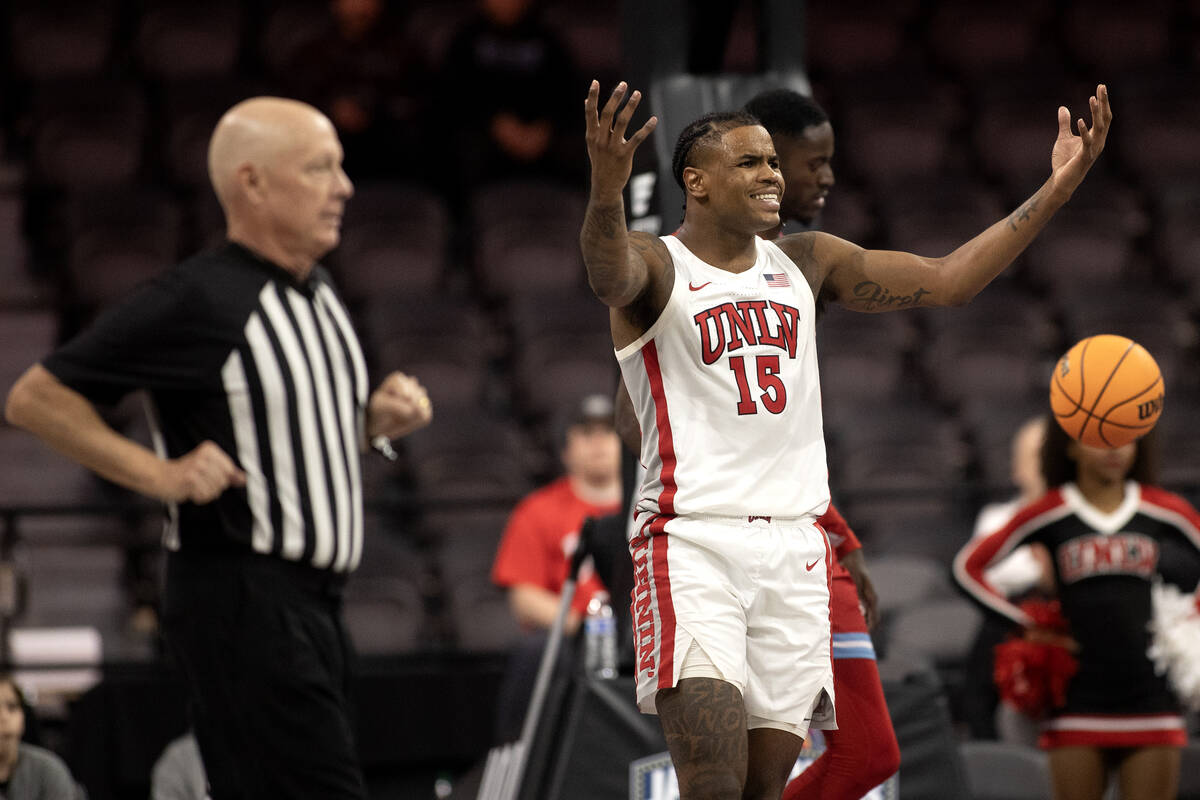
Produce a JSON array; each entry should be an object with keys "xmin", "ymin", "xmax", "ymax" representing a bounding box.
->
[
  {"xmin": 160, "ymin": 441, "xmax": 246, "ymax": 504},
  {"xmin": 1049, "ymin": 84, "xmax": 1111, "ymax": 197},
  {"xmin": 584, "ymin": 80, "xmax": 657, "ymax": 196}
]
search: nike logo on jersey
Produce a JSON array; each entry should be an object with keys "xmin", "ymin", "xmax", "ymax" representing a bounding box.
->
[
  {"xmin": 806, "ymin": 558, "xmax": 821, "ymax": 571},
  {"xmin": 688, "ymin": 281, "xmax": 712, "ymax": 291}
]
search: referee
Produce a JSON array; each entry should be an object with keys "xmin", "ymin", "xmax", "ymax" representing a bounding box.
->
[{"xmin": 5, "ymin": 97, "xmax": 432, "ymax": 799}]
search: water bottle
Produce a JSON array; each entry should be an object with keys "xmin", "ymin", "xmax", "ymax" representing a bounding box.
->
[{"xmin": 583, "ymin": 593, "xmax": 618, "ymax": 679}]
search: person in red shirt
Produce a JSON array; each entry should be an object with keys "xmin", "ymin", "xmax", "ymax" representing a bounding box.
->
[
  {"xmin": 490, "ymin": 394, "xmax": 623, "ymax": 741},
  {"xmin": 492, "ymin": 393, "xmax": 623, "ymax": 632}
]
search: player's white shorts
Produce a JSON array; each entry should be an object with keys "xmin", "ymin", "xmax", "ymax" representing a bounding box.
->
[{"xmin": 628, "ymin": 513, "xmax": 836, "ymax": 739}]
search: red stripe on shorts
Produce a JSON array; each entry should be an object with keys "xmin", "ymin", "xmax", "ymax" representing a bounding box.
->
[
  {"xmin": 817, "ymin": 521, "xmax": 834, "ymax": 670},
  {"xmin": 647, "ymin": 514, "xmax": 676, "ymax": 690},
  {"xmin": 641, "ymin": 342, "xmax": 677, "ymax": 516}
]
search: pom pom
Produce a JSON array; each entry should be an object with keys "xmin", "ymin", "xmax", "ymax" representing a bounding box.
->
[
  {"xmin": 1147, "ymin": 580, "xmax": 1200, "ymax": 712},
  {"xmin": 993, "ymin": 598, "xmax": 1079, "ymax": 718}
]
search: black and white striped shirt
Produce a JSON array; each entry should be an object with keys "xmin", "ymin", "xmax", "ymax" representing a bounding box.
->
[{"xmin": 45, "ymin": 243, "xmax": 369, "ymax": 572}]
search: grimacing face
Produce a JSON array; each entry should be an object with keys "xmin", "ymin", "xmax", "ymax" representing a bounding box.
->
[
  {"xmin": 261, "ymin": 114, "xmax": 355, "ymax": 263},
  {"xmin": 690, "ymin": 125, "xmax": 785, "ymax": 234},
  {"xmin": 773, "ymin": 121, "xmax": 835, "ymax": 226}
]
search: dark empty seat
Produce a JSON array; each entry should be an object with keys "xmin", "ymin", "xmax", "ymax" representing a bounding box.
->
[
  {"xmin": 29, "ymin": 79, "xmax": 148, "ymax": 188},
  {"xmin": 959, "ymin": 740, "xmax": 1052, "ymax": 800},
  {"xmin": 0, "ymin": 310, "xmax": 59, "ymax": 393},
  {"xmin": 927, "ymin": 3, "xmax": 1050, "ymax": 77},
  {"xmin": 8, "ymin": 0, "xmax": 117, "ymax": 80},
  {"xmin": 332, "ymin": 182, "xmax": 451, "ymax": 301},
  {"xmin": 135, "ymin": 1, "xmax": 244, "ymax": 80},
  {"xmin": 866, "ymin": 553, "xmax": 957, "ymax": 643},
  {"xmin": 0, "ymin": 428, "xmax": 106, "ymax": 508},
  {"xmin": 469, "ymin": 181, "xmax": 589, "ymax": 299},
  {"xmin": 426, "ymin": 508, "xmax": 523, "ymax": 652}
]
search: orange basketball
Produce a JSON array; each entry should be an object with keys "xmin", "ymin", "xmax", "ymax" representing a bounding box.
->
[{"xmin": 1049, "ymin": 334, "xmax": 1164, "ymax": 449}]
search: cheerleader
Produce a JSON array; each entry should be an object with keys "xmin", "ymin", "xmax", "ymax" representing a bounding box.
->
[{"xmin": 954, "ymin": 419, "xmax": 1200, "ymax": 800}]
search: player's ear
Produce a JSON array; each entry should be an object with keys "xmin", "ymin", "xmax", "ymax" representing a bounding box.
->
[{"xmin": 682, "ymin": 166, "xmax": 707, "ymax": 200}]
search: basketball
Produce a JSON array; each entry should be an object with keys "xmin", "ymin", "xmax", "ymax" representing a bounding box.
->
[{"xmin": 1049, "ymin": 334, "xmax": 1164, "ymax": 449}]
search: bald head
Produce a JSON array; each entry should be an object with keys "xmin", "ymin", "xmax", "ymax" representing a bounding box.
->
[
  {"xmin": 207, "ymin": 96, "xmax": 353, "ymax": 276},
  {"xmin": 208, "ymin": 97, "xmax": 336, "ymax": 209}
]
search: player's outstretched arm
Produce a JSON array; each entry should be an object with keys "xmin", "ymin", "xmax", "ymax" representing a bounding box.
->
[
  {"xmin": 581, "ymin": 80, "xmax": 666, "ymax": 309},
  {"xmin": 786, "ymin": 85, "xmax": 1111, "ymax": 313}
]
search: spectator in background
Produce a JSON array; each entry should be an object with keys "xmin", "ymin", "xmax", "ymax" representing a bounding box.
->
[
  {"xmin": 489, "ymin": 393, "xmax": 622, "ymax": 741},
  {"xmin": 285, "ymin": 0, "xmax": 428, "ymax": 179},
  {"xmin": 492, "ymin": 393, "xmax": 622, "ymax": 634},
  {"xmin": 440, "ymin": 0, "xmax": 581, "ymax": 195},
  {"xmin": 963, "ymin": 415, "xmax": 1057, "ymax": 743},
  {"xmin": 0, "ymin": 674, "xmax": 80, "ymax": 799}
]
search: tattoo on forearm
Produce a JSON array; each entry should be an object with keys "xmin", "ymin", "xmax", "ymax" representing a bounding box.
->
[
  {"xmin": 1007, "ymin": 195, "xmax": 1041, "ymax": 231},
  {"xmin": 852, "ymin": 281, "xmax": 931, "ymax": 311},
  {"xmin": 583, "ymin": 203, "xmax": 625, "ymax": 241}
]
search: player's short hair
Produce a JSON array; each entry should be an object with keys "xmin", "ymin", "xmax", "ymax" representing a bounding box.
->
[
  {"xmin": 742, "ymin": 89, "xmax": 829, "ymax": 139},
  {"xmin": 671, "ymin": 110, "xmax": 762, "ymax": 189},
  {"xmin": 1039, "ymin": 413, "xmax": 1161, "ymax": 487}
]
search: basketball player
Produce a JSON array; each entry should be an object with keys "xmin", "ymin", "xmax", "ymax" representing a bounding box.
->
[
  {"xmin": 582, "ymin": 79, "xmax": 1110, "ymax": 799},
  {"xmin": 955, "ymin": 422, "xmax": 1200, "ymax": 800},
  {"xmin": 614, "ymin": 88, "xmax": 899, "ymax": 797}
]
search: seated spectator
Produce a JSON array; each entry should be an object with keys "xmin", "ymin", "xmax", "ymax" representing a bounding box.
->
[
  {"xmin": 284, "ymin": 0, "xmax": 428, "ymax": 179},
  {"xmin": 440, "ymin": 0, "xmax": 581, "ymax": 195},
  {"xmin": 492, "ymin": 393, "xmax": 622, "ymax": 634},
  {"xmin": 0, "ymin": 674, "xmax": 81, "ymax": 799},
  {"xmin": 489, "ymin": 393, "xmax": 622, "ymax": 741}
]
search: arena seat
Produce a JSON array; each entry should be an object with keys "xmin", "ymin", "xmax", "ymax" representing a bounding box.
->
[
  {"xmin": 926, "ymin": 2, "xmax": 1049, "ymax": 77},
  {"xmin": 959, "ymin": 740, "xmax": 1053, "ymax": 800},
  {"xmin": 29, "ymin": 78, "xmax": 148, "ymax": 188},
  {"xmin": 347, "ymin": 524, "xmax": 431, "ymax": 654},
  {"xmin": 258, "ymin": 1, "xmax": 333, "ymax": 79},
  {"xmin": 135, "ymin": 1, "xmax": 244, "ymax": 81},
  {"xmin": 332, "ymin": 182, "xmax": 451, "ymax": 302},
  {"xmin": 8, "ymin": 0, "xmax": 117, "ymax": 81},
  {"xmin": 426, "ymin": 510, "xmax": 523, "ymax": 653},
  {"xmin": 865, "ymin": 553, "xmax": 956, "ymax": 626},
  {"xmin": 1179, "ymin": 741, "xmax": 1200, "ymax": 800},
  {"xmin": 469, "ymin": 180, "xmax": 588, "ymax": 300},
  {"xmin": 1062, "ymin": 3, "xmax": 1171, "ymax": 74}
]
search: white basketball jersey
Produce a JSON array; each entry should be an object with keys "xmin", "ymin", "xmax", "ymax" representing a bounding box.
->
[{"xmin": 617, "ymin": 235, "xmax": 830, "ymax": 519}]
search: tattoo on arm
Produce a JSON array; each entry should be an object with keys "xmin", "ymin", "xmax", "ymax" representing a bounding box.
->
[
  {"xmin": 1006, "ymin": 195, "xmax": 1041, "ymax": 232},
  {"xmin": 852, "ymin": 281, "xmax": 932, "ymax": 311},
  {"xmin": 583, "ymin": 203, "xmax": 625, "ymax": 241}
]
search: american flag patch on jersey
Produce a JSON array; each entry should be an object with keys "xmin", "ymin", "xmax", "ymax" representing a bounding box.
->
[{"xmin": 764, "ymin": 273, "xmax": 790, "ymax": 287}]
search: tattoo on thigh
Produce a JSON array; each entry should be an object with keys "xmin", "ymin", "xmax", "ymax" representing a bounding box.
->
[{"xmin": 658, "ymin": 678, "xmax": 748, "ymax": 769}]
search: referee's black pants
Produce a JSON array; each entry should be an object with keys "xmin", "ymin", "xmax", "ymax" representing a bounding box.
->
[{"xmin": 162, "ymin": 551, "xmax": 366, "ymax": 800}]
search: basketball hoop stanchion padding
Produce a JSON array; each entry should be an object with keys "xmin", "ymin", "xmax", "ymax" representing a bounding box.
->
[{"xmin": 477, "ymin": 525, "xmax": 592, "ymax": 800}]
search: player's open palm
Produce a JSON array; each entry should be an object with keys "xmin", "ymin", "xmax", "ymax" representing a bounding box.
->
[
  {"xmin": 584, "ymin": 80, "xmax": 657, "ymax": 196},
  {"xmin": 1049, "ymin": 83, "xmax": 1111, "ymax": 195},
  {"xmin": 162, "ymin": 441, "xmax": 246, "ymax": 504}
]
